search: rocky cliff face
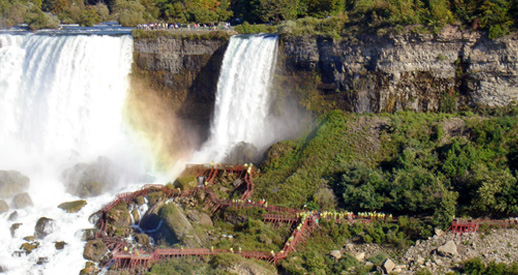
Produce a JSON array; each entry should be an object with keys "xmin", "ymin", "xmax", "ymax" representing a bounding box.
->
[
  {"xmin": 281, "ymin": 26, "xmax": 518, "ymax": 113},
  {"xmin": 132, "ymin": 36, "xmax": 228, "ymax": 142},
  {"xmin": 131, "ymin": 29, "xmax": 518, "ymax": 133}
]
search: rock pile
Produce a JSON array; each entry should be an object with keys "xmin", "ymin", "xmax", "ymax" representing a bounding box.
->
[{"xmin": 332, "ymin": 228, "xmax": 518, "ymax": 274}]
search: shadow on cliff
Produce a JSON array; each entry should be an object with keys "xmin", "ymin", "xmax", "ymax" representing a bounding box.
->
[{"xmin": 178, "ymin": 43, "xmax": 228, "ymax": 148}]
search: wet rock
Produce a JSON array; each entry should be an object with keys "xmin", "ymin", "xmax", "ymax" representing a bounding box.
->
[
  {"xmin": 131, "ymin": 208, "xmax": 140, "ymax": 224},
  {"xmin": 80, "ymin": 228, "xmax": 96, "ymax": 241},
  {"xmin": 140, "ymin": 201, "xmax": 163, "ymax": 231},
  {"xmin": 437, "ymin": 240, "xmax": 458, "ymax": 257},
  {"xmin": 0, "ymin": 200, "xmax": 8, "ymax": 213},
  {"xmin": 83, "ymin": 239, "xmax": 107, "ymax": 262},
  {"xmin": 135, "ymin": 195, "xmax": 146, "ymax": 206},
  {"xmin": 223, "ymin": 141, "xmax": 260, "ymax": 164},
  {"xmin": 175, "ymin": 175, "xmax": 197, "ymax": 190},
  {"xmin": 383, "ymin": 258, "xmax": 395, "ymax": 274},
  {"xmin": 106, "ymin": 205, "xmax": 132, "ymax": 237},
  {"xmin": 34, "ymin": 217, "xmax": 56, "ymax": 239},
  {"xmin": 37, "ymin": 257, "xmax": 48, "ymax": 265},
  {"xmin": 55, "ymin": 241, "xmax": 67, "ymax": 250},
  {"xmin": 12, "ymin": 192, "xmax": 33, "ymax": 208},
  {"xmin": 58, "ymin": 200, "xmax": 87, "ymax": 213},
  {"xmin": 20, "ymin": 241, "xmax": 40, "ymax": 254},
  {"xmin": 146, "ymin": 191, "xmax": 166, "ymax": 206},
  {"xmin": 23, "ymin": 236, "xmax": 34, "ymax": 242},
  {"xmin": 135, "ymin": 233, "xmax": 151, "ymax": 246},
  {"xmin": 80, "ymin": 261, "xmax": 98, "ymax": 275},
  {"xmin": 8, "ymin": 211, "xmax": 18, "ymax": 221},
  {"xmin": 330, "ymin": 249, "xmax": 342, "ymax": 260},
  {"xmin": 62, "ymin": 157, "xmax": 120, "ymax": 198},
  {"xmin": 10, "ymin": 223, "xmax": 22, "ymax": 237},
  {"xmin": 0, "ymin": 170, "xmax": 30, "ymax": 198},
  {"xmin": 159, "ymin": 203, "xmax": 202, "ymax": 247}
]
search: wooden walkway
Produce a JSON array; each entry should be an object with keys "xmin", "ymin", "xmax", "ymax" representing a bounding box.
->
[{"xmin": 94, "ymin": 163, "xmax": 517, "ymax": 272}]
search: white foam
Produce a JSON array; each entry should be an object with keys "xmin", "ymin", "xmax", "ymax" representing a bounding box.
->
[
  {"xmin": 0, "ymin": 33, "xmax": 152, "ymax": 274},
  {"xmin": 192, "ymin": 34, "xmax": 279, "ymax": 162}
]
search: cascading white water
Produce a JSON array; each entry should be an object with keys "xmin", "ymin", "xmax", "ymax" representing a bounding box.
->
[
  {"xmin": 193, "ymin": 34, "xmax": 279, "ymax": 162},
  {"xmin": 0, "ymin": 33, "xmax": 150, "ymax": 274}
]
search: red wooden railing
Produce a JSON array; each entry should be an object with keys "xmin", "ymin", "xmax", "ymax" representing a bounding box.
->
[{"xmin": 95, "ymin": 163, "xmax": 516, "ymax": 272}]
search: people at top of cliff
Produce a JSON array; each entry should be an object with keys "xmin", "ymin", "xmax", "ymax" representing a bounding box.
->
[{"xmin": 137, "ymin": 22, "xmax": 231, "ymax": 31}]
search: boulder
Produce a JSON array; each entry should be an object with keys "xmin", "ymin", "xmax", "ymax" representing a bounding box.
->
[
  {"xmin": 437, "ymin": 240, "xmax": 459, "ymax": 257},
  {"xmin": 12, "ymin": 192, "xmax": 33, "ymax": 208},
  {"xmin": 223, "ymin": 141, "xmax": 260, "ymax": 164},
  {"xmin": 20, "ymin": 241, "xmax": 40, "ymax": 254},
  {"xmin": 23, "ymin": 236, "xmax": 34, "ymax": 242},
  {"xmin": 383, "ymin": 258, "xmax": 396, "ymax": 274},
  {"xmin": 37, "ymin": 257, "xmax": 48, "ymax": 265},
  {"xmin": 135, "ymin": 195, "xmax": 146, "ymax": 206},
  {"xmin": 330, "ymin": 249, "xmax": 342, "ymax": 260},
  {"xmin": 198, "ymin": 212, "xmax": 213, "ymax": 227},
  {"xmin": 80, "ymin": 262, "xmax": 98, "ymax": 275},
  {"xmin": 0, "ymin": 170, "xmax": 30, "ymax": 198},
  {"xmin": 79, "ymin": 229, "xmax": 96, "ymax": 241},
  {"xmin": 186, "ymin": 210, "xmax": 213, "ymax": 227},
  {"xmin": 131, "ymin": 208, "xmax": 140, "ymax": 224},
  {"xmin": 34, "ymin": 217, "xmax": 56, "ymax": 239},
  {"xmin": 83, "ymin": 239, "xmax": 107, "ymax": 262},
  {"xmin": 354, "ymin": 252, "xmax": 366, "ymax": 262},
  {"xmin": 61, "ymin": 157, "xmax": 120, "ymax": 198},
  {"xmin": 134, "ymin": 233, "xmax": 152, "ymax": 246},
  {"xmin": 174, "ymin": 175, "xmax": 197, "ymax": 190},
  {"xmin": 141, "ymin": 201, "xmax": 177, "ymax": 246},
  {"xmin": 106, "ymin": 206, "xmax": 132, "ymax": 236},
  {"xmin": 55, "ymin": 241, "xmax": 67, "ymax": 250},
  {"xmin": 10, "ymin": 223, "xmax": 22, "ymax": 237},
  {"xmin": 58, "ymin": 200, "xmax": 87, "ymax": 213},
  {"xmin": 159, "ymin": 203, "xmax": 202, "ymax": 247},
  {"xmin": 0, "ymin": 199, "xmax": 8, "ymax": 213},
  {"xmin": 8, "ymin": 211, "xmax": 18, "ymax": 221}
]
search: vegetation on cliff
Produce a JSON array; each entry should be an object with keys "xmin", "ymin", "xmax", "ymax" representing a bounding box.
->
[
  {"xmin": 2, "ymin": 0, "xmax": 518, "ymax": 38},
  {"xmin": 256, "ymin": 108, "xmax": 518, "ymax": 226}
]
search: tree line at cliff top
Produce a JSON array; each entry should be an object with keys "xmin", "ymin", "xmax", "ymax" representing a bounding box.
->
[{"xmin": 1, "ymin": 0, "xmax": 518, "ymax": 37}]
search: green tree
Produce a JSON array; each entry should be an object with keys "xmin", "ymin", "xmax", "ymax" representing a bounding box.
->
[
  {"xmin": 471, "ymin": 166, "xmax": 518, "ymax": 216},
  {"xmin": 78, "ymin": 6, "xmax": 99, "ymax": 26},
  {"xmin": 479, "ymin": 0, "xmax": 513, "ymax": 38},
  {"xmin": 258, "ymin": 0, "xmax": 299, "ymax": 22},
  {"xmin": 304, "ymin": 0, "xmax": 345, "ymax": 18},
  {"xmin": 24, "ymin": 6, "xmax": 59, "ymax": 30}
]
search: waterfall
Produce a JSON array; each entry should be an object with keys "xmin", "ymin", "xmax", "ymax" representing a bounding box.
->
[
  {"xmin": 193, "ymin": 34, "xmax": 279, "ymax": 163},
  {"xmin": 0, "ymin": 33, "xmax": 148, "ymax": 274}
]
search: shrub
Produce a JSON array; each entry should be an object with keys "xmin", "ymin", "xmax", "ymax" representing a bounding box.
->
[{"xmin": 24, "ymin": 7, "xmax": 59, "ymax": 30}]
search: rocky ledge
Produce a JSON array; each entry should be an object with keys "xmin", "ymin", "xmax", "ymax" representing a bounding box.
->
[{"xmin": 281, "ymin": 27, "xmax": 518, "ymax": 113}]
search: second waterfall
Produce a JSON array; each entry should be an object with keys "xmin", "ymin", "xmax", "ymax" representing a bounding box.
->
[{"xmin": 193, "ymin": 34, "xmax": 279, "ymax": 163}]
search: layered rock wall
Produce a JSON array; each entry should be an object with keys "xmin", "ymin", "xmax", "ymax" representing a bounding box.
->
[
  {"xmin": 132, "ymin": 36, "xmax": 228, "ymax": 141},
  {"xmin": 132, "ymin": 29, "xmax": 518, "ymax": 119},
  {"xmin": 282, "ymin": 27, "xmax": 518, "ymax": 113}
]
